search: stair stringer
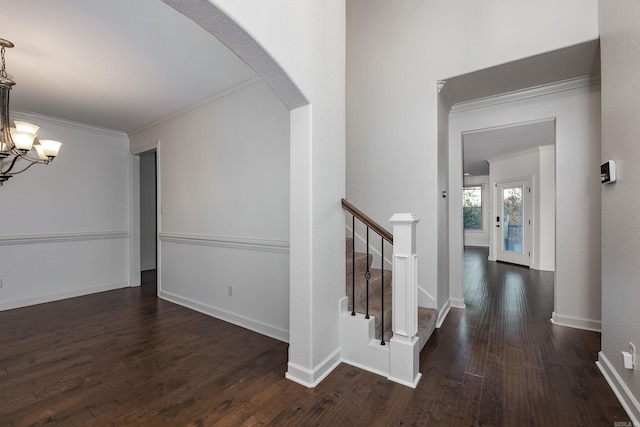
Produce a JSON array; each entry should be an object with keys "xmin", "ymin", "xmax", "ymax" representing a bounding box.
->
[
  {"xmin": 417, "ymin": 284, "xmax": 436, "ymax": 308},
  {"xmin": 339, "ymin": 297, "xmax": 390, "ymax": 377}
]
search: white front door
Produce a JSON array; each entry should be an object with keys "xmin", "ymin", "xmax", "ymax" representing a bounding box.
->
[{"xmin": 496, "ymin": 179, "xmax": 532, "ymax": 266}]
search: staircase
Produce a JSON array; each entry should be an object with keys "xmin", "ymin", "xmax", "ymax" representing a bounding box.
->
[{"xmin": 346, "ymin": 237, "xmax": 438, "ymax": 351}]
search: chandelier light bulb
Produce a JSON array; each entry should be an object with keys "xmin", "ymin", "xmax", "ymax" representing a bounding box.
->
[
  {"xmin": 9, "ymin": 128, "xmax": 36, "ymax": 151},
  {"xmin": 34, "ymin": 144, "xmax": 48, "ymax": 160},
  {"xmin": 38, "ymin": 140, "xmax": 62, "ymax": 157},
  {"xmin": 13, "ymin": 120, "xmax": 40, "ymax": 134}
]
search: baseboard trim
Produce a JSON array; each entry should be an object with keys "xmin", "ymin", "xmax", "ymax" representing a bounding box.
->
[
  {"xmin": 597, "ymin": 351, "xmax": 640, "ymax": 426},
  {"xmin": 286, "ymin": 348, "xmax": 342, "ymax": 388},
  {"xmin": 532, "ymin": 263, "xmax": 555, "ymax": 272},
  {"xmin": 341, "ymin": 357, "xmax": 389, "ymax": 379},
  {"xmin": 159, "ymin": 290, "xmax": 289, "ymax": 343},
  {"xmin": 0, "ymin": 281, "xmax": 129, "ymax": 311},
  {"xmin": 437, "ymin": 299, "xmax": 452, "ymax": 328},
  {"xmin": 450, "ymin": 298, "xmax": 466, "ymax": 309},
  {"xmin": 550, "ymin": 311, "xmax": 601, "ymax": 332}
]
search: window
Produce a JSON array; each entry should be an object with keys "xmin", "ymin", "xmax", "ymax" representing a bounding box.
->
[{"xmin": 463, "ymin": 185, "xmax": 482, "ymax": 230}]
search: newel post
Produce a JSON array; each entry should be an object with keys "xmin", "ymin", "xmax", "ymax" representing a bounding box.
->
[{"xmin": 387, "ymin": 213, "xmax": 421, "ymax": 388}]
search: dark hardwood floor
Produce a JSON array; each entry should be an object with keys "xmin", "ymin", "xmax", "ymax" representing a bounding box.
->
[{"xmin": 0, "ymin": 251, "xmax": 630, "ymax": 425}]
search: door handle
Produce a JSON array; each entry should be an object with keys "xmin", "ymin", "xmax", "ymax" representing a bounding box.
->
[{"xmin": 496, "ymin": 225, "xmax": 500, "ymax": 227}]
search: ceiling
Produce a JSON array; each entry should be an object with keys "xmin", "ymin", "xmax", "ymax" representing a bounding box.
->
[
  {"xmin": 448, "ymin": 39, "xmax": 600, "ymax": 176},
  {"xmin": 445, "ymin": 40, "xmax": 600, "ymax": 106},
  {"xmin": 2, "ymin": 2, "xmax": 600, "ymax": 155},
  {"xmin": 463, "ymin": 120, "xmax": 555, "ymax": 176},
  {"xmin": 2, "ymin": 0, "xmax": 256, "ymax": 133}
]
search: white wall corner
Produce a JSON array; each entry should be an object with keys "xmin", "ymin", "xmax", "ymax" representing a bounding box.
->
[
  {"xmin": 550, "ymin": 311, "xmax": 601, "ymax": 332},
  {"xmin": 596, "ymin": 351, "xmax": 640, "ymax": 426}
]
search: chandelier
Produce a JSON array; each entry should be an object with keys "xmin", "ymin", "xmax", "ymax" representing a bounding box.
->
[{"xmin": 0, "ymin": 38, "xmax": 61, "ymax": 186}]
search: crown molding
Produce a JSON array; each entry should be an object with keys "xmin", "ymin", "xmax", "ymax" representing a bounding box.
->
[
  {"xmin": 450, "ymin": 74, "xmax": 600, "ymax": 114},
  {"xmin": 10, "ymin": 110, "xmax": 129, "ymax": 141},
  {"xmin": 437, "ymin": 80, "xmax": 453, "ymax": 111},
  {"xmin": 129, "ymin": 77, "xmax": 264, "ymax": 136}
]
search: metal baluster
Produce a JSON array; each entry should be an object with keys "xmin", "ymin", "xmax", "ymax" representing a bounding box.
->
[
  {"xmin": 351, "ymin": 215, "xmax": 356, "ymax": 316},
  {"xmin": 365, "ymin": 227, "xmax": 370, "ymax": 319},
  {"xmin": 381, "ymin": 236, "xmax": 385, "ymax": 345}
]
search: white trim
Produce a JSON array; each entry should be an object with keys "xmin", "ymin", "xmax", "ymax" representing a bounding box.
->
[
  {"xmin": 128, "ymin": 77, "xmax": 263, "ymax": 136},
  {"xmin": 450, "ymin": 75, "xmax": 600, "ymax": 114},
  {"xmin": 532, "ymin": 263, "xmax": 555, "ymax": 272},
  {"xmin": 0, "ymin": 281, "xmax": 129, "ymax": 311},
  {"xmin": 0, "ymin": 231, "xmax": 129, "ymax": 246},
  {"xmin": 438, "ymin": 80, "xmax": 453, "ymax": 111},
  {"xmin": 159, "ymin": 232, "xmax": 289, "ymax": 254},
  {"xmin": 597, "ymin": 351, "xmax": 640, "ymax": 426},
  {"xmin": 11, "ymin": 110, "xmax": 129, "ymax": 140},
  {"xmin": 159, "ymin": 289, "xmax": 289, "ymax": 343},
  {"xmin": 450, "ymin": 297, "xmax": 466, "ymax": 309},
  {"xmin": 417, "ymin": 285, "xmax": 436, "ymax": 308},
  {"xmin": 437, "ymin": 299, "xmax": 452, "ymax": 328},
  {"xmin": 550, "ymin": 311, "xmax": 601, "ymax": 332},
  {"xmin": 286, "ymin": 348, "xmax": 342, "ymax": 388}
]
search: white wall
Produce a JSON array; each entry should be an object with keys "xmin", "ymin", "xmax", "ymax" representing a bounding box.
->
[
  {"xmin": 599, "ymin": 1, "xmax": 640, "ymax": 421},
  {"xmin": 194, "ymin": 0, "xmax": 346, "ymax": 387},
  {"xmin": 129, "ymin": 80, "xmax": 291, "ymax": 341},
  {"xmin": 486, "ymin": 146, "xmax": 555, "ymax": 271},
  {"xmin": 346, "ymin": 0, "xmax": 598, "ymax": 318},
  {"xmin": 463, "ymin": 175, "xmax": 490, "ymax": 247},
  {"xmin": 139, "ymin": 151, "xmax": 156, "ymax": 271},
  {"xmin": 450, "ymin": 84, "xmax": 601, "ymax": 331},
  {"xmin": 0, "ymin": 112, "xmax": 130, "ymax": 310}
]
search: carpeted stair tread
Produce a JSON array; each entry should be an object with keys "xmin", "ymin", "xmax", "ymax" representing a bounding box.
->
[
  {"xmin": 417, "ymin": 307, "xmax": 437, "ymax": 351},
  {"xmin": 345, "ymin": 238, "xmax": 437, "ymax": 347}
]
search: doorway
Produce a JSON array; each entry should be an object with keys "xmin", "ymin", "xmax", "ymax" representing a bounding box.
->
[{"xmin": 139, "ymin": 150, "xmax": 157, "ymax": 285}]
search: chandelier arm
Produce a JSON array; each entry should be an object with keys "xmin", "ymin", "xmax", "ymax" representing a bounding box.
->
[
  {"xmin": 1, "ymin": 153, "xmax": 22, "ymax": 174},
  {"xmin": 3, "ymin": 157, "xmax": 45, "ymax": 175},
  {"xmin": 1, "ymin": 151, "xmax": 49, "ymax": 174}
]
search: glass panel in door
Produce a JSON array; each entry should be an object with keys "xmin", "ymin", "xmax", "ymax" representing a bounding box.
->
[{"xmin": 502, "ymin": 186, "xmax": 523, "ymax": 254}]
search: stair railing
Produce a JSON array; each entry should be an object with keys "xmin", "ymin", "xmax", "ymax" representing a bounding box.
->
[{"xmin": 342, "ymin": 198, "xmax": 393, "ymax": 345}]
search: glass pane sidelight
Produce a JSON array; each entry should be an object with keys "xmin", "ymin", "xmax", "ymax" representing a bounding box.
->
[
  {"xmin": 502, "ymin": 186, "xmax": 523, "ymax": 253},
  {"xmin": 463, "ymin": 186, "xmax": 482, "ymax": 230}
]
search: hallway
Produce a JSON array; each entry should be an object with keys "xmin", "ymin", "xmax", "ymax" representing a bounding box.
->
[
  {"xmin": 429, "ymin": 246, "xmax": 628, "ymax": 425},
  {"xmin": 0, "ymin": 250, "xmax": 630, "ymax": 425}
]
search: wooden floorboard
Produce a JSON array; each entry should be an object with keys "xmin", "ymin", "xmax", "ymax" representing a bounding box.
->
[{"xmin": 0, "ymin": 249, "xmax": 632, "ymax": 425}]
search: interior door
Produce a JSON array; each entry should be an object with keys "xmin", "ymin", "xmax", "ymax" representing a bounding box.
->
[{"xmin": 496, "ymin": 179, "xmax": 532, "ymax": 266}]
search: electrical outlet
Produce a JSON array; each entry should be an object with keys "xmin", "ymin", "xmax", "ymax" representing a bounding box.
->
[
  {"xmin": 228, "ymin": 285, "xmax": 233, "ymax": 297},
  {"xmin": 0, "ymin": 277, "xmax": 3, "ymax": 288},
  {"xmin": 631, "ymin": 342, "xmax": 636, "ymax": 369}
]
